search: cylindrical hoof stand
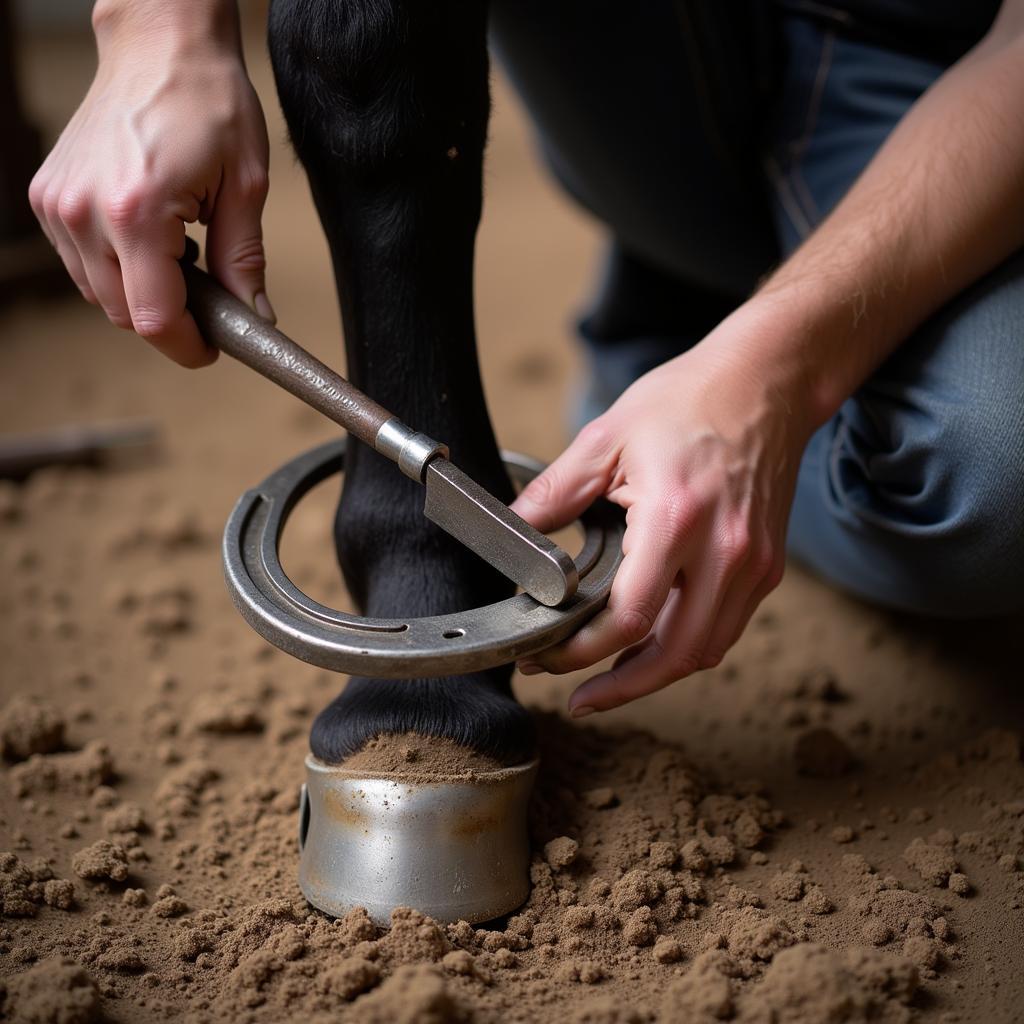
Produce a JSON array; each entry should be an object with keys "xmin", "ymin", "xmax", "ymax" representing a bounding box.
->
[{"xmin": 298, "ymin": 755, "xmax": 539, "ymax": 925}]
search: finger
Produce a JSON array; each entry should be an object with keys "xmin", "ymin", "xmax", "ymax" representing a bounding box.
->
[
  {"xmin": 716, "ymin": 558, "xmax": 785, "ymax": 660},
  {"xmin": 699, "ymin": 542, "xmax": 774, "ymax": 668},
  {"xmin": 520, "ymin": 500, "xmax": 689, "ymax": 675},
  {"xmin": 510, "ymin": 419, "xmax": 618, "ymax": 534},
  {"xmin": 567, "ymin": 535, "xmax": 742, "ymax": 713},
  {"xmin": 55, "ymin": 193, "xmax": 136, "ymax": 320},
  {"xmin": 566, "ymin": 592, "xmax": 685, "ymax": 714},
  {"xmin": 112, "ymin": 221, "xmax": 216, "ymax": 368},
  {"xmin": 34, "ymin": 182, "xmax": 95, "ymax": 303},
  {"xmin": 28, "ymin": 174, "xmax": 57, "ymax": 249},
  {"xmin": 80, "ymin": 251, "xmax": 132, "ymax": 329},
  {"xmin": 50, "ymin": 217, "xmax": 98, "ymax": 306},
  {"xmin": 205, "ymin": 163, "xmax": 274, "ymax": 321}
]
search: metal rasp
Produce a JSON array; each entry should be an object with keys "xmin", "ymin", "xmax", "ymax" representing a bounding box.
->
[{"xmin": 182, "ymin": 257, "xmax": 578, "ymax": 607}]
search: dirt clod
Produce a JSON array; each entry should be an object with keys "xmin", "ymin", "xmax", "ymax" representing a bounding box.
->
[
  {"xmin": 72, "ymin": 839, "xmax": 129, "ymax": 882},
  {"xmin": 1, "ymin": 697, "xmax": 66, "ymax": 761},
  {"xmin": 0, "ymin": 958, "xmax": 102, "ymax": 1024}
]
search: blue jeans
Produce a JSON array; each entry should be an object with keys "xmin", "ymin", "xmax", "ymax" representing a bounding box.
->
[{"xmin": 491, "ymin": 4, "xmax": 1024, "ymax": 616}]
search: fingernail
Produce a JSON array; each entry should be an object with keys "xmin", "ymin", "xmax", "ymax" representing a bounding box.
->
[
  {"xmin": 254, "ymin": 290, "xmax": 276, "ymax": 323},
  {"xmin": 570, "ymin": 705, "xmax": 595, "ymax": 719},
  {"xmin": 517, "ymin": 662, "xmax": 543, "ymax": 676}
]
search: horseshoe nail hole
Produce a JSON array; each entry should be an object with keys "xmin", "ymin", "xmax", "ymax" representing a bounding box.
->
[{"xmin": 443, "ymin": 629, "xmax": 465, "ymax": 639}]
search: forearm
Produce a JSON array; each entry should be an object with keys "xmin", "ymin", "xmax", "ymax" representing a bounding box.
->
[
  {"xmin": 92, "ymin": 0, "xmax": 242, "ymax": 59},
  {"xmin": 743, "ymin": 13, "xmax": 1024, "ymax": 428}
]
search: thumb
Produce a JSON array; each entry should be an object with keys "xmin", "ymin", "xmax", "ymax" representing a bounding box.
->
[
  {"xmin": 205, "ymin": 164, "xmax": 274, "ymax": 321},
  {"xmin": 511, "ymin": 424, "xmax": 616, "ymax": 533}
]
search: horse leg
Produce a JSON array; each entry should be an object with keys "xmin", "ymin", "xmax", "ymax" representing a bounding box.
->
[{"xmin": 268, "ymin": 0, "xmax": 533, "ymax": 764}]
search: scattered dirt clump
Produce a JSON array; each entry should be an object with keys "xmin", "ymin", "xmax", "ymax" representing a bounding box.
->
[
  {"xmin": 736, "ymin": 943, "xmax": 918, "ymax": 1022},
  {"xmin": 8, "ymin": 740, "xmax": 114, "ymax": 798},
  {"xmin": 0, "ymin": 958, "xmax": 102, "ymax": 1024},
  {"xmin": 189, "ymin": 692, "xmax": 266, "ymax": 735},
  {"xmin": 1, "ymin": 851, "xmax": 75, "ymax": 917},
  {"xmin": 0, "ymin": 697, "xmax": 66, "ymax": 761},
  {"xmin": 72, "ymin": 839, "xmax": 129, "ymax": 883},
  {"xmin": 661, "ymin": 950, "xmax": 740, "ymax": 1021},
  {"xmin": 544, "ymin": 835, "xmax": 580, "ymax": 868},
  {"xmin": 903, "ymin": 838, "xmax": 959, "ymax": 888},
  {"xmin": 353, "ymin": 963, "xmax": 470, "ymax": 1023}
]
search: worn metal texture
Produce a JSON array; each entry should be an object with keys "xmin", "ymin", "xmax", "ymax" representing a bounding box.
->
[
  {"xmin": 184, "ymin": 260, "xmax": 393, "ymax": 446},
  {"xmin": 424, "ymin": 457, "xmax": 579, "ymax": 608},
  {"xmin": 221, "ymin": 439, "xmax": 624, "ymax": 677},
  {"xmin": 298, "ymin": 755, "xmax": 539, "ymax": 924}
]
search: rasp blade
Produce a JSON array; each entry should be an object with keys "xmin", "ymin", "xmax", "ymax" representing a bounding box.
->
[{"xmin": 423, "ymin": 458, "xmax": 578, "ymax": 607}]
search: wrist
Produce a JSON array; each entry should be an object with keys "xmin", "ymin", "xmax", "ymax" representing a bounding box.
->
[
  {"xmin": 700, "ymin": 290, "xmax": 835, "ymax": 438},
  {"xmin": 728, "ymin": 270, "xmax": 878, "ymax": 432},
  {"xmin": 93, "ymin": 0, "xmax": 242, "ymax": 62}
]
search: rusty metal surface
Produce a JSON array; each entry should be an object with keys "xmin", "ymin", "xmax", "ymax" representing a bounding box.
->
[
  {"xmin": 297, "ymin": 755, "xmax": 539, "ymax": 924},
  {"xmin": 221, "ymin": 439, "xmax": 624, "ymax": 677}
]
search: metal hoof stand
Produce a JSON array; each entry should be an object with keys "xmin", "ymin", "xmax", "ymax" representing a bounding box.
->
[
  {"xmin": 298, "ymin": 756, "xmax": 540, "ymax": 924},
  {"xmin": 222, "ymin": 438, "xmax": 624, "ymax": 922}
]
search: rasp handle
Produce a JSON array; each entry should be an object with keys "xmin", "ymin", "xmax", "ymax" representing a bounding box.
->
[{"xmin": 181, "ymin": 244, "xmax": 392, "ymax": 450}]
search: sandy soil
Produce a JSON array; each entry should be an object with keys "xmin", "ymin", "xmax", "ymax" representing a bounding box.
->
[{"xmin": 2, "ymin": 19, "xmax": 1023, "ymax": 1024}]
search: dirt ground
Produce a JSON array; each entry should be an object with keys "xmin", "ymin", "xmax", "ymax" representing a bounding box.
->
[{"xmin": 2, "ymin": 19, "xmax": 1024, "ymax": 1024}]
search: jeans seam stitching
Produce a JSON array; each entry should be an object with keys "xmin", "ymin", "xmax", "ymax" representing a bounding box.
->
[
  {"xmin": 673, "ymin": 1, "xmax": 744, "ymax": 187},
  {"xmin": 789, "ymin": 28, "xmax": 836, "ymax": 225},
  {"xmin": 764, "ymin": 153, "xmax": 814, "ymax": 239}
]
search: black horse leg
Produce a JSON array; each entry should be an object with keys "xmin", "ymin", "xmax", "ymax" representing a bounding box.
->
[{"xmin": 268, "ymin": 0, "xmax": 533, "ymax": 764}]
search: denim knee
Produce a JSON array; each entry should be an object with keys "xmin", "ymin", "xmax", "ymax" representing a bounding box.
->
[
  {"xmin": 790, "ymin": 257, "xmax": 1024, "ymax": 617},
  {"xmin": 791, "ymin": 406, "xmax": 1024, "ymax": 617},
  {"xmin": 876, "ymin": 400, "xmax": 1024, "ymax": 615}
]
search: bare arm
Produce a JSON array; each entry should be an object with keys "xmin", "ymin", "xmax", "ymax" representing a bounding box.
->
[
  {"xmin": 756, "ymin": 1, "xmax": 1024, "ymax": 425},
  {"xmin": 29, "ymin": 0, "xmax": 272, "ymax": 366},
  {"xmin": 513, "ymin": 2, "xmax": 1024, "ymax": 713}
]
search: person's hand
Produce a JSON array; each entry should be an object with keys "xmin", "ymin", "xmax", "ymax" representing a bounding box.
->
[
  {"xmin": 511, "ymin": 301, "xmax": 815, "ymax": 716},
  {"xmin": 29, "ymin": 7, "xmax": 272, "ymax": 367}
]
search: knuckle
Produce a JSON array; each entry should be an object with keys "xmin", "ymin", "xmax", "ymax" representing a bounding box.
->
[
  {"xmin": 57, "ymin": 190, "xmax": 91, "ymax": 231},
  {"xmin": 522, "ymin": 470, "xmax": 556, "ymax": 507},
  {"xmin": 102, "ymin": 304, "xmax": 133, "ymax": 329},
  {"xmin": 131, "ymin": 307, "xmax": 171, "ymax": 337},
  {"xmin": 765, "ymin": 559, "xmax": 786, "ymax": 591},
  {"xmin": 615, "ymin": 605, "xmax": 656, "ymax": 645},
  {"xmin": 670, "ymin": 653, "xmax": 702, "ymax": 679},
  {"xmin": 108, "ymin": 313, "xmax": 134, "ymax": 330},
  {"xmin": 103, "ymin": 188, "xmax": 148, "ymax": 229},
  {"xmin": 223, "ymin": 236, "xmax": 267, "ymax": 275},
  {"xmin": 42, "ymin": 186, "xmax": 62, "ymax": 221},
  {"xmin": 720, "ymin": 524, "xmax": 752, "ymax": 565},
  {"xmin": 28, "ymin": 176, "xmax": 47, "ymax": 217},
  {"xmin": 660, "ymin": 487, "xmax": 696, "ymax": 538},
  {"xmin": 576, "ymin": 416, "xmax": 613, "ymax": 455},
  {"xmin": 236, "ymin": 166, "xmax": 269, "ymax": 202}
]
